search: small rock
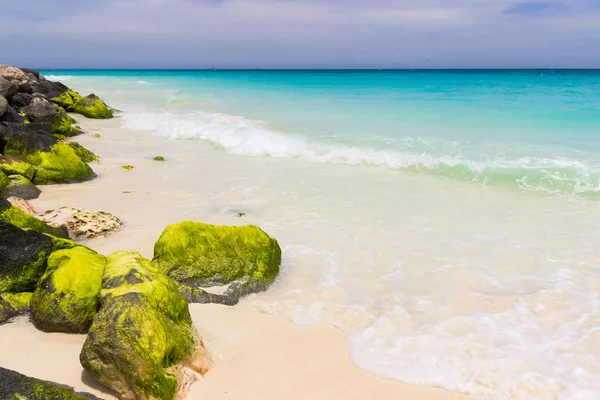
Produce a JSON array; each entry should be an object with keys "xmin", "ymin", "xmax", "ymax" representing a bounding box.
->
[
  {"xmin": 1, "ymin": 175, "xmax": 41, "ymax": 200},
  {"xmin": 122, "ymin": 165, "xmax": 135, "ymax": 171},
  {"xmin": 10, "ymin": 92, "xmax": 32, "ymax": 109},
  {"xmin": 40, "ymin": 206, "xmax": 123, "ymax": 239},
  {"xmin": 7, "ymin": 196, "xmax": 36, "ymax": 215}
]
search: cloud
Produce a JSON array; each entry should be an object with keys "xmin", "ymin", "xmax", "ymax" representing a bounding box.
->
[{"xmin": 0, "ymin": 0, "xmax": 599, "ymax": 68}]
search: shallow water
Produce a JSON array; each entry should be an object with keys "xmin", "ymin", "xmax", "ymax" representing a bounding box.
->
[{"xmin": 43, "ymin": 70, "xmax": 600, "ymax": 399}]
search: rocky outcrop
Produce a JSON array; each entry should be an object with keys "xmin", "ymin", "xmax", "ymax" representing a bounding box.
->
[
  {"xmin": 52, "ymin": 91, "xmax": 113, "ymax": 119},
  {"xmin": 0, "ymin": 367, "xmax": 103, "ymax": 400},
  {"xmin": 0, "ymin": 196, "xmax": 68, "ymax": 238},
  {"xmin": 41, "ymin": 207, "xmax": 122, "ymax": 239},
  {"xmin": 21, "ymin": 95, "xmax": 81, "ymax": 137},
  {"xmin": 24, "ymin": 142, "xmax": 97, "ymax": 184},
  {"xmin": 80, "ymin": 251, "xmax": 207, "ymax": 400},
  {"xmin": 152, "ymin": 221, "xmax": 281, "ymax": 305},
  {"xmin": 1, "ymin": 174, "xmax": 41, "ymax": 200},
  {"xmin": 31, "ymin": 247, "xmax": 106, "ymax": 333}
]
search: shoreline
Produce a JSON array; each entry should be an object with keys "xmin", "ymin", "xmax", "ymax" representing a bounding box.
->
[{"xmin": 0, "ymin": 113, "xmax": 467, "ymax": 399}]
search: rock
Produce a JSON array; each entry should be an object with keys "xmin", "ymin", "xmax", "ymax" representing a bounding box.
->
[
  {"xmin": 152, "ymin": 221, "xmax": 281, "ymax": 305},
  {"xmin": 153, "ymin": 156, "xmax": 165, "ymax": 161},
  {"xmin": 0, "ymin": 292, "xmax": 32, "ymax": 325},
  {"xmin": 68, "ymin": 142, "xmax": 99, "ymax": 162},
  {"xmin": 40, "ymin": 207, "xmax": 122, "ymax": 239},
  {"xmin": 0, "ymin": 122, "xmax": 57, "ymax": 154},
  {"xmin": 35, "ymin": 77, "xmax": 69, "ymax": 100},
  {"xmin": 80, "ymin": 251, "xmax": 207, "ymax": 400},
  {"xmin": 1, "ymin": 105, "xmax": 25, "ymax": 123},
  {"xmin": 52, "ymin": 90, "xmax": 113, "ymax": 119},
  {"xmin": 24, "ymin": 143, "xmax": 97, "ymax": 185},
  {"xmin": 7, "ymin": 196, "xmax": 36, "ymax": 215},
  {"xmin": 11, "ymin": 92, "xmax": 33, "ymax": 109},
  {"xmin": 0, "ymin": 155, "xmax": 36, "ymax": 180},
  {"xmin": 20, "ymin": 96, "xmax": 80, "ymax": 137},
  {"xmin": 19, "ymin": 67, "xmax": 40, "ymax": 79},
  {"xmin": 0, "ymin": 220, "xmax": 54, "ymax": 292},
  {"xmin": 0, "ymin": 65, "xmax": 31, "ymax": 84},
  {"xmin": 0, "ymin": 77, "xmax": 18, "ymax": 100},
  {"xmin": 0, "ymin": 95, "xmax": 7, "ymax": 117},
  {"xmin": 0, "ymin": 196, "xmax": 69, "ymax": 238},
  {"xmin": 0, "ymin": 367, "xmax": 103, "ymax": 400},
  {"xmin": 31, "ymin": 247, "xmax": 106, "ymax": 333},
  {"xmin": 1, "ymin": 174, "xmax": 41, "ymax": 200},
  {"xmin": 0, "ymin": 170, "xmax": 7, "ymax": 193}
]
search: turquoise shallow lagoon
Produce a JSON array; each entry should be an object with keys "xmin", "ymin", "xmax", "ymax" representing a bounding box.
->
[{"xmin": 42, "ymin": 70, "xmax": 600, "ymax": 399}]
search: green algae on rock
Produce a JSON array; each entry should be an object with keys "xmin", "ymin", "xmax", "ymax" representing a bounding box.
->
[
  {"xmin": 24, "ymin": 143, "xmax": 96, "ymax": 184},
  {"xmin": 153, "ymin": 156, "xmax": 165, "ymax": 161},
  {"xmin": 51, "ymin": 107, "xmax": 80, "ymax": 137},
  {"xmin": 67, "ymin": 142, "xmax": 99, "ymax": 163},
  {"xmin": 0, "ymin": 198, "xmax": 68, "ymax": 238},
  {"xmin": 0, "ymin": 367, "xmax": 103, "ymax": 400},
  {"xmin": 0, "ymin": 170, "xmax": 7, "ymax": 192},
  {"xmin": 152, "ymin": 221, "xmax": 281, "ymax": 305},
  {"xmin": 1, "ymin": 175, "xmax": 41, "ymax": 200},
  {"xmin": 80, "ymin": 251, "xmax": 203, "ymax": 400},
  {"xmin": 31, "ymin": 247, "xmax": 106, "ymax": 333},
  {"xmin": 52, "ymin": 90, "xmax": 113, "ymax": 119},
  {"xmin": 121, "ymin": 165, "xmax": 135, "ymax": 171},
  {"xmin": 0, "ymin": 292, "xmax": 32, "ymax": 325},
  {"xmin": 0, "ymin": 156, "xmax": 35, "ymax": 180}
]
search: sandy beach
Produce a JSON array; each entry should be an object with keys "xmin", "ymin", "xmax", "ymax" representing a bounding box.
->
[{"xmin": 0, "ymin": 115, "xmax": 466, "ymax": 400}]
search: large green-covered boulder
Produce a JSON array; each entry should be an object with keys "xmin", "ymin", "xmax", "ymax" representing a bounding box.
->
[
  {"xmin": 1, "ymin": 174, "xmax": 41, "ymax": 200},
  {"xmin": 24, "ymin": 143, "xmax": 96, "ymax": 184},
  {"xmin": 20, "ymin": 96, "xmax": 80, "ymax": 137},
  {"xmin": 80, "ymin": 251, "xmax": 202, "ymax": 400},
  {"xmin": 31, "ymin": 247, "xmax": 106, "ymax": 333},
  {"xmin": 0, "ymin": 156, "xmax": 35, "ymax": 180},
  {"xmin": 152, "ymin": 221, "xmax": 281, "ymax": 305},
  {"xmin": 68, "ymin": 142, "xmax": 99, "ymax": 163},
  {"xmin": 0, "ymin": 197, "xmax": 68, "ymax": 238},
  {"xmin": 0, "ymin": 292, "xmax": 32, "ymax": 325},
  {"xmin": 0, "ymin": 367, "xmax": 102, "ymax": 400},
  {"xmin": 52, "ymin": 90, "xmax": 113, "ymax": 119}
]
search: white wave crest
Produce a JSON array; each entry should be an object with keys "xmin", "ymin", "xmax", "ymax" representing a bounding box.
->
[{"xmin": 45, "ymin": 75, "xmax": 75, "ymax": 81}]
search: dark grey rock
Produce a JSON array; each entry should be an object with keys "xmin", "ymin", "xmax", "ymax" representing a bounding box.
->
[
  {"xmin": 0, "ymin": 77, "xmax": 18, "ymax": 100},
  {"xmin": 0, "ymin": 95, "xmax": 7, "ymax": 118},
  {"xmin": 1, "ymin": 175, "xmax": 41, "ymax": 200},
  {"xmin": 10, "ymin": 92, "xmax": 32, "ymax": 109},
  {"xmin": 0, "ymin": 105, "xmax": 25, "ymax": 123},
  {"xmin": 21, "ymin": 97, "xmax": 59, "ymax": 123},
  {"xmin": 0, "ymin": 121, "xmax": 57, "ymax": 154}
]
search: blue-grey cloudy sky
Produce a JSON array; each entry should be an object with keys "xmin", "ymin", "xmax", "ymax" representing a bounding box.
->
[{"xmin": 1, "ymin": 0, "xmax": 599, "ymax": 68}]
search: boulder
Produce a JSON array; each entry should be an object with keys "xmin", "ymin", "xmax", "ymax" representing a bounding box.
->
[
  {"xmin": 20, "ymin": 96, "xmax": 80, "ymax": 137},
  {"xmin": 0, "ymin": 65, "xmax": 31, "ymax": 84},
  {"xmin": 0, "ymin": 122, "xmax": 57, "ymax": 154},
  {"xmin": 0, "ymin": 220, "xmax": 54, "ymax": 292},
  {"xmin": 0, "ymin": 95, "xmax": 7, "ymax": 118},
  {"xmin": 0, "ymin": 170, "xmax": 7, "ymax": 193},
  {"xmin": 0, "ymin": 292, "xmax": 32, "ymax": 325},
  {"xmin": 24, "ymin": 142, "xmax": 97, "ymax": 184},
  {"xmin": 0, "ymin": 367, "xmax": 103, "ymax": 400},
  {"xmin": 0, "ymin": 105, "xmax": 25, "ymax": 123},
  {"xmin": 52, "ymin": 90, "xmax": 113, "ymax": 119},
  {"xmin": 152, "ymin": 221, "xmax": 281, "ymax": 305},
  {"xmin": 0, "ymin": 196, "xmax": 68, "ymax": 238},
  {"xmin": 80, "ymin": 251, "xmax": 207, "ymax": 400},
  {"xmin": 35, "ymin": 77, "xmax": 69, "ymax": 100},
  {"xmin": 11, "ymin": 92, "xmax": 33, "ymax": 109},
  {"xmin": 0, "ymin": 77, "xmax": 18, "ymax": 100},
  {"xmin": 31, "ymin": 247, "xmax": 106, "ymax": 333},
  {"xmin": 0, "ymin": 155, "xmax": 36, "ymax": 180},
  {"xmin": 1, "ymin": 174, "xmax": 41, "ymax": 200},
  {"xmin": 41, "ymin": 207, "xmax": 122, "ymax": 239}
]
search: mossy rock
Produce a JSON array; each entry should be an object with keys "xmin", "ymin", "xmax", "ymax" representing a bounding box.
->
[
  {"xmin": 24, "ymin": 143, "xmax": 96, "ymax": 184},
  {"xmin": 80, "ymin": 251, "xmax": 198, "ymax": 400},
  {"xmin": 0, "ymin": 197, "xmax": 68, "ymax": 238},
  {"xmin": 0, "ymin": 170, "xmax": 7, "ymax": 193},
  {"xmin": 52, "ymin": 107, "xmax": 80, "ymax": 137},
  {"xmin": 67, "ymin": 142, "xmax": 99, "ymax": 163},
  {"xmin": 0, "ymin": 156, "xmax": 35, "ymax": 180},
  {"xmin": 153, "ymin": 156, "xmax": 165, "ymax": 161},
  {"xmin": 31, "ymin": 247, "xmax": 106, "ymax": 333},
  {"xmin": 0, "ymin": 367, "xmax": 102, "ymax": 400},
  {"xmin": 1, "ymin": 175, "xmax": 41, "ymax": 200},
  {"xmin": 0, "ymin": 221, "xmax": 54, "ymax": 293},
  {"xmin": 152, "ymin": 221, "xmax": 281, "ymax": 305},
  {"xmin": 0, "ymin": 292, "xmax": 32, "ymax": 325},
  {"xmin": 52, "ymin": 90, "xmax": 113, "ymax": 119}
]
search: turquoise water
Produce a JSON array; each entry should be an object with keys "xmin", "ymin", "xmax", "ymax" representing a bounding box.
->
[{"xmin": 42, "ymin": 69, "xmax": 600, "ymax": 197}]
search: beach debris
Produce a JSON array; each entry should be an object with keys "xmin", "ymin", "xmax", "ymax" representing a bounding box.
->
[
  {"xmin": 6, "ymin": 196, "xmax": 36, "ymax": 215},
  {"xmin": 80, "ymin": 251, "xmax": 208, "ymax": 400},
  {"xmin": 122, "ymin": 165, "xmax": 135, "ymax": 171},
  {"xmin": 93, "ymin": 133, "xmax": 101, "ymax": 138},
  {"xmin": 153, "ymin": 155, "xmax": 165, "ymax": 161},
  {"xmin": 152, "ymin": 221, "xmax": 281, "ymax": 305},
  {"xmin": 40, "ymin": 206, "xmax": 123, "ymax": 239}
]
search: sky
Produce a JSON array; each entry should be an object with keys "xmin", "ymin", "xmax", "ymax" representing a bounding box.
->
[{"xmin": 1, "ymin": 0, "xmax": 600, "ymax": 69}]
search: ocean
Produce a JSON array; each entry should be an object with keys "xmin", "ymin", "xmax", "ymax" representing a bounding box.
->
[{"xmin": 42, "ymin": 69, "xmax": 600, "ymax": 399}]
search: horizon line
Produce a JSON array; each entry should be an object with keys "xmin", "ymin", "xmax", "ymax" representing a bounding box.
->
[{"xmin": 34, "ymin": 67, "xmax": 600, "ymax": 71}]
